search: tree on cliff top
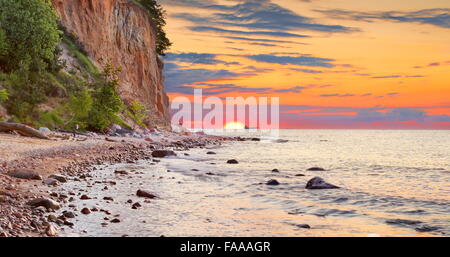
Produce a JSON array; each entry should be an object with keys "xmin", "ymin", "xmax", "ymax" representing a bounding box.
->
[
  {"xmin": 0, "ymin": 0, "xmax": 62, "ymax": 72},
  {"xmin": 138, "ymin": 0, "xmax": 172, "ymax": 56}
]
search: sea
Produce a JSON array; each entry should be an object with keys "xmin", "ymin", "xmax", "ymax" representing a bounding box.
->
[{"xmin": 61, "ymin": 129, "xmax": 450, "ymax": 237}]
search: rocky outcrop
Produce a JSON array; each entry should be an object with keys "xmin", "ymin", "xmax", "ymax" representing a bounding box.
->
[{"xmin": 51, "ymin": 0, "xmax": 170, "ymax": 128}]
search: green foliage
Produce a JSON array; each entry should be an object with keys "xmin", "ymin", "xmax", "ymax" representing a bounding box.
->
[
  {"xmin": 0, "ymin": 0, "xmax": 62, "ymax": 72},
  {"xmin": 0, "ymin": 68, "xmax": 49, "ymax": 121},
  {"xmin": 127, "ymin": 100, "xmax": 149, "ymax": 128},
  {"xmin": 87, "ymin": 63, "xmax": 125, "ymax": 132},
  {"xmin": 0, "ymin": 88, "xmax": 8, "ymax": 102},
  {"xmin": 137, "ymin": 0, "xmax": 172, "ymax": 56},
  {"xmin": 65, "ymin": 89, "xmax": 93, "ymax": 130},
  {"xmin": 37, "ymin": 109, "xmax": 64, "ymax": 129},
  {"xmin": 0, "ymin": 29, "xmax": 8, "ymax": 57},
  {"xmin": 62, "ymin": 35, "xmax": 99, "ymax": 78}
]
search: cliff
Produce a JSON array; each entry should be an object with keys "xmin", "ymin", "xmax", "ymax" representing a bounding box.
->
[{"xmin": 51, "ymin": 0, "xmax": 170, "ymax": 129}]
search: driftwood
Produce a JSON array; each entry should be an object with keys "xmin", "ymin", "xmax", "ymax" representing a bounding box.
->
[{"xmin": 0, "ymin": 122, "xmax": 50, "ymax": 140}]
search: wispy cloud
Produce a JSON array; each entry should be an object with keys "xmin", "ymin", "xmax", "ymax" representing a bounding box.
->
[
  {"xmin": 317, "ymin": 8, "xmax": 450, "ymax": 29},
  {"xmin": 243, "ymin": 54, "xmax": 334, "ymax": 67}
]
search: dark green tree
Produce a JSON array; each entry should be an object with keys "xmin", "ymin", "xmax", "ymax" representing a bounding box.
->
[
  {"xmin": 138, "ymin": 0, "xmax": 172, "ymax": 56},
  {"xmin": 0, "ymin": 0, "xmax": 62, "ymax": 72}
]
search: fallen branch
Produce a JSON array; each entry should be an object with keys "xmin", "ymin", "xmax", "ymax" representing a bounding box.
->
[{"xmin": 0, "ymin": 122, "xmax": 50, "ymax": 140}]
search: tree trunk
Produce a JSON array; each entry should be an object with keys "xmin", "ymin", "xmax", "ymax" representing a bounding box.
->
[{"xmin": 0, "ymin": 122, "xmax": 50, "ymax": 140}]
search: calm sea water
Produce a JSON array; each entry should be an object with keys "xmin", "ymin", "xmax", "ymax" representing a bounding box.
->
[{"xmin": 61, "ymin": 130, "xmax": 450, "ymax": 237}]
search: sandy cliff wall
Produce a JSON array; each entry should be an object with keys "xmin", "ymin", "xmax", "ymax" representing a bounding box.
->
[{"xmin": 52, "ymin": 0, "xmax": 170, "ymax": 128}]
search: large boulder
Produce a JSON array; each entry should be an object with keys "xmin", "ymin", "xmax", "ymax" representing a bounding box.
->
[
  {"xmin": 305, "ymin": 177, "xmax": 340, "ymax": 190},
  {"xmin": 8, "ymin": 169, "xmax": 42, "ymax": 180},
  {"xmin": 27, "ymin": 198, "xmax": 60, "ymax": 210},
  {"xmin": 49, "ymin": 174, "xmax": 67, "ymax": 183},
  {"xmin": 152, "ymin": 150, "xmax": 176, "ymax": 158}
]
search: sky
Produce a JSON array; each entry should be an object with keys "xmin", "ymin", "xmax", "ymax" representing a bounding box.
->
[{"xmin": 159, "ymin": 0, "xmax": 450, "ymax": 129}]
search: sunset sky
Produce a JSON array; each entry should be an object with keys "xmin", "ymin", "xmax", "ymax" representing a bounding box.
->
[{"xmin": 159, "ymin": 0, "xmax": 450, "ymax": 129}]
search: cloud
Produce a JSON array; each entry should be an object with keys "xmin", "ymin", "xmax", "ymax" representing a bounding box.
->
[
  {"xmin": 414, "ymin": 60, "xmax": 450, "ymax": 69},
  {"xmin": 274, "ymin": 86, "xmax": 306, "ymax": 93},
  {"xmin": 244, "ymin": 54, "xmax": 334, "ymax": 67},
  {"xmin": 371, "ymin": 75, "xmax": 402, "ymax": 79},
  {"xmin": 317, "ymin": 8, "xmax": 450, "ymax": 29},
  {"xmin": 164, "ymin": 52, "xmax": 238, "ymax": 65},
  {"xmin": 189, "ymin": 26, "xmax": 309, "ymax": 38},
  {"xmin": 170, "ymin": 0, "xmax": 355, "ymax": 34},
  {"xmin": 164, "ymin": 63, "xmax": 241, "ymax": 93}
]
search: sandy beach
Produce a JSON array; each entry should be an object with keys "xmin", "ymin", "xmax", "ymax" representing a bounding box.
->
[{"xmin": 0, "ymin": 130, "xmax": 233, "ymax": 237}]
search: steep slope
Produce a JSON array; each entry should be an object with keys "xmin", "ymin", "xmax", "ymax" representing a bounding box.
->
[{"xmin": 51, "ymin": 0, "xmax": 170, "ymax": 128}]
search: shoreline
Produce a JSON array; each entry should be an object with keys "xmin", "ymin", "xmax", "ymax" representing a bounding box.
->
[{"xmin": 0, "ymin": 131, "xmax": 234, "ymax": 237}]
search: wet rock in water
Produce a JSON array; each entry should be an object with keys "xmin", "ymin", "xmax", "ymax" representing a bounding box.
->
[
  {"xmin": 27, "ymin": 198, "xmax": 60, "ymax": 210},
  {"xmin": 251, "ymin": 138, "xmax": 261, "ymax": 141},
  {"xmin": 272, "ymin": 169, "xmax": 280, "ymax": 173},
  {"xmin": 206, "ymin": 151, "xmax": 216, "ymax": 155},
  {"xmin": 136, "ymin": 190, "xmax": 158, "ymax": 199},
  {"xmin": 114, "ymin": 170, "xmax": 128, "ymax": 175},
  {"xmin": 45, "ymin": 224, "xmax": 57, "ymax": 237},
  {"xmin": 49, "ymin": 174, "xmax": 67, "ymax": 183},
  {"xmin": 296, "ymin": 224, "xmax": 311, "ymax": 229},
  {"xmin": 307, "ymin": 167, "xmax": 326, "ymax": 171},
  {"xmin": 43, "ymin": 178, "xmax": 59, "ymax": 186},
  {"xmin": 206, "ymin": 172, "xmax": 215, "ymax": 176},
  {"xmin": 295, "ymin": 174, "xmax": 305, "ymax": 177},
  {"xmin": 385, "ymin": 219, "xmax": 423, "ymax": 226},
  {"xmin": 415, "ymin": 225, "xmax": 440, "ymax": 232},
  {"xmin": 8, "ymin": 169, "xmax": 42, "ymax": 180},
  {"xmin": 132, "ymin": 202, "xmax": 141, "ymax": 209},
  {"xmin": 80, "ymin": 195, "xmax": 91, "ymax": 200},
  {"xmin": 266, "ymin": 179, "xmax": 280, "ymax": 186},
  {"xmin": 110, "ymin": 218, "xmax": 121, "ymax": 223},
  {"xmin": 152, "ymin": 150, "xmax": 176, "ymax": 158},
  {"xmin": 305, "ymin": 177, "xmax": 339, "ymax": 189},
  {"xmin": 81, "ymin": 208, "xmax": 91, "ymax": 215},
  {"xmin": 103, "ymin": 197, "xmax": 114, "ymax": 201},
  {"xmin": 227, "ymin": 159, "xmax": 239, "ymax": 164}
]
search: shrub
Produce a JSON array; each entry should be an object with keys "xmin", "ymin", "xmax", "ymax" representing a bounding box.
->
[
  {"xmin": 87, "ymin": 63, "xmax": 125, "ymax": 132},
  {"xmin": 0, "ymin": 0, "xmax": 62, "ymax": 71},
  {"xmin": 127, "ymin": 100, "xmax": 149, "ymax": 128},
  {"xmin": 0, "ymin": 88, "xmax": 8, "ymax": 102},
  {"xmin": 137, "ymin": 0, "xmax": 172, "ymax": 56}
]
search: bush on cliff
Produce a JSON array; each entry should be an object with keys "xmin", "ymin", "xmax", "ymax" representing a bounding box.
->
[
  {"xmin": 0, "ymin": 88, "xmax": 8, "ymax": 102},
  {"xmin": 137, "ymin": 0, "xmax": 172, "ymax": 56},
  {"xmin": 0, "ymin": 0, "xmax": 62, "ymax": 72}
]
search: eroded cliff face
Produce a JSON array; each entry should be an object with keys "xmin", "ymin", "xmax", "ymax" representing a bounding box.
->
[{"xmin": 52, "ymin": 0, "xmax": 170, "ymax": 128}]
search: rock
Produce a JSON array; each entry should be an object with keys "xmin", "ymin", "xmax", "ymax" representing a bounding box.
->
[
  {"xmin": 8, "ymin": 169, "xmax": 42, "ymax": 180},
  {"xmin": 80, "ymin": 195, "xmax": 91, "ymax": 200},
  {"xmin": 45, "ymin": 224, "xmax": 57, "ymax": 237},
  {"xmin": 48, "ymin": 214, "xmax": 58, "ymax": 222},
  {"xmin": 251, "ymin": 138, "xmax": 261, "ymax": 141},
  {"xmin": 39, "ymin": 127, "xmax": 51, "ymax": 133},
  {"xmin": 227, "ymin": 159, "xmax": 239, "ymax": 164},
  {"xmin": 272, "ymin": 169, "xmax": 280, "ymax": 173},
  {"xmin": 43, "ymin": 178, "xmax": 59, "ymax": 186},
  {"xmin": 136, "ymin": 190, "xmax": 158, "ymax": 199},
  {"xmin": 63, "ymin": 212, "xmax": 75, "ymax": 219},
  {"xmin": 110, "ymin": 218, "xmax": 121, "ymax": 223},
  {"xmin": 307, "ymin": 167, "xmax": 326, "ymax": 171},
  {"xmin": 49, "ymin": 174, "xmax": 67, "ymax": 183},
  {"xmin": 81, "ymin": 208, "xmax": 91, "ymax": 215},
  {"xmin": 296, "ymin": 224, "xmax": 311, "ymax": 229},
  {"xmin": 0, "ymin": 195, "xmax": 6, "ymax": 203},
  {"xmin": 305, "ymin": 177, "xmax": 340, "ymax": 189},
  {"xmin": 132, "ymin": 202, "xmax": 141, "ymax": 209},
  {"xmin": 266, "ymin": 179, "xmax": 280, "ymax": 186},
  {"xmin": 152, "ymin": 150, "xmax": 176, "ymax": 158},
  {"xmin": 295, "ymin": 174, "xmax": 305, "ymax": 177},
  {"xmin": 114, "ymin": 170, "xmax": 128, "ymax": 175},
  {"xmin": 206, "ymin": 151, "xmax": 216, "ymax": 155},
  {"xmin": 103, "ymin": 197, "xmax": 114, "ymax": 201},
  {"xmin": 27, "ymin": 198, "xmax": 60, "ymax": 210},
  {"xmin": 415, "ymin": 225, "xmax": 440, "ymax": 232}
]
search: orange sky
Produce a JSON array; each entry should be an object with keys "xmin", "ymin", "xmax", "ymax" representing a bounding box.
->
[{"xmin": 160, "ymin": 0, "xmax": 450, "ymax": 129}]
